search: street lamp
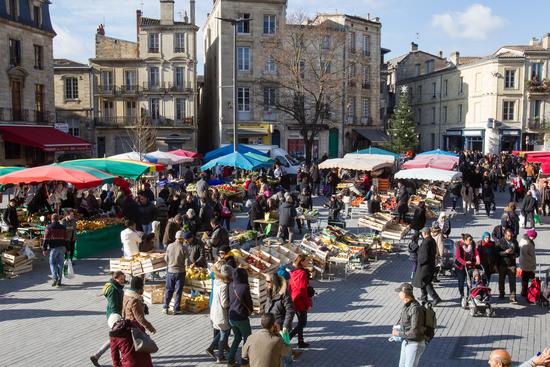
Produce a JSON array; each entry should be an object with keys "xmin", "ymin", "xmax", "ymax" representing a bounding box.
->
[{"xmin": 217, "ymin": 17, "xmax": 252, "ymax": 152}]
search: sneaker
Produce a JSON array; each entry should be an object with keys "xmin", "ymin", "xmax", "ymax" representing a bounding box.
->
[
  {"xmin": 173, "ymin": 310, "xmax": 183, "ymax": 315},
  {"xmin": 206, "ymin": 348, "xmax": 216, "ymax": 358},
  {"xmin": 51, "ymin": 280, "xmax": 58, "ymax": 287},
  {"xmin": 89, "ymin": 355, "xmax": 102, "ymax": 367},
  {"xmin": 510, "ymin": 296, "xmax": 518, "ymax": 304},
  {"xmin": 56, "ymin": 281, "xmax": 62, "ymax": 288},
  {"xmin": 216, "ymin": 356, "xmax": 227, "ymax": 364},
  {"xmin": 162, "ymin": 308, "xmax": 168, "ymax": 315}
]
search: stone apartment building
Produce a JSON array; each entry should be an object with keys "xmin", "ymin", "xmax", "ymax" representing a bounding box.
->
[
  {"xmin": 202, "ymin": 0, "xmax": 386, "ymax": 160},
  {"xmin": 0, "ymin": 0, "xmax": 92, "ymax": 166},
  {"xmin": 389, "ymin": 35, "xmax": 550, "ymax": 154},
  {"xmin": 90, "ymin": 0, "xmax": 198, "ymax": 157}
]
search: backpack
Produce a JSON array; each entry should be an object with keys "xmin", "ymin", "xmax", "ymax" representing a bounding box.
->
[
  {"xmin": 492, "ymin": 225, "xmax": 504, "ymax": 241},
  {"xmin": 422, "ymin": 302, "xmax": 437, "ymax": 342},
  {"xmin": 528, "ymin": 277, "xmax": 542, "ymax": 304}
]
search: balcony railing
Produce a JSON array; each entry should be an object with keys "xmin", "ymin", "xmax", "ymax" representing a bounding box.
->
[
  {"xmin": 97, "ymin": 84, "xmax": 115, "ymax": 95},
  {"xmin": 95, "ymin": 115, "xmax": 194, "ymax": 127},
  {"xmin": 362, "ymin": 83, "xmax": 370, "ymax": 89},
  {"xmin": 361, "ymin": 116, "xmax": 373, "ymax": 125},
  {"xmin": 95, "ymin": 115, "xmax": 139, "ymax": 126},
  {"xmin": 0, "ymin": 107, "xmax": 53, "ymax": 124},
  {"xmin": 526, "ymin": 77, "xmax": 550, "ymax": 97},
  {"xmin": 528, "ymin": 118, "xmax": 546, "ymax": 130},
  {"xmin": 119, "ymin": 85, "xmax": 139, "ymax": 95}
]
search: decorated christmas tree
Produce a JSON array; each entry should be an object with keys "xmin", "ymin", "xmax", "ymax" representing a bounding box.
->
[{"xmin": 389, "ymin": 87, "xmax": 419, "ymax": 153}]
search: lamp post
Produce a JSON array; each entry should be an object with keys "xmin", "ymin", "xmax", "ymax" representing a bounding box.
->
[{"xmin": 217, "ymin": 17, "xmax": 252, "ymax": 152}]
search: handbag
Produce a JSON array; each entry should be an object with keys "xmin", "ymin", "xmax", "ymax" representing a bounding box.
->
[
  {"xmin": 233, "ymin": 288, "xmax": 252, "ymax": 316},
  {"xmin": 131, "ymin": 327, "xmax": 159, "ymax": 353}
]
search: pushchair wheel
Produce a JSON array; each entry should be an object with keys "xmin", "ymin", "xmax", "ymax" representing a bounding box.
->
[
  {"xmin": 486, "ymin": 308, "xmax": 495, "ymax": 317},
  {"xmin": 461, "ymin": 296, "xmax": 468, "ymax": 309},
  {"xmin": 469, "ymin": 307, "xmax": 477, "ymax": 317}
]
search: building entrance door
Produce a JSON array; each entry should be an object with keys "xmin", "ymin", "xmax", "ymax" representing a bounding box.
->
[
  {"xmin": 11, "ymin": 79, "xmax": 22, "ymax": 121},
  {"xmin": 329, "ymin": 128, "xmax": 339, "ymax": 158}
]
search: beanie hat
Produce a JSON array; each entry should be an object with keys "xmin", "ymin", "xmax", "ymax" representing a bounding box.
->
[
  {"xmin": 130, "ymin": 276, "xmax": 144, "ymax": 291},
  {"xmin": 482, "ymin": 232, "xmax": 491, "ymax": 240},
  {"xmin": 527, "ymin": 228, "xmax": 538, "ymax": 239},
  {"xmin": 277, "ymin": 266, "xmax": 290, "ymax": 280},
  {"xmin": 108, "ymin": 313, "xmax": 122, "ymax": 329}
]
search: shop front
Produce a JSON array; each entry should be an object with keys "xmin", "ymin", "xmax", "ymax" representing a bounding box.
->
[
  {"xmin": 445, "ymin": 130, "xmax": 463, "ymax": 152},
  {"xmin": 226, "ymin": 124, "xmax": 271, "ymax": 145},
  {"xmin": 351, "ymin": 128, "xmax": 390, "ymax": 152},
  {"xmin": 522, "ymin": 132, "xmax": 545, "ymax": 151},
  {"xmin": 287, "ymin": 133, "xmax": 319, "ymax": 161},
  {"xmin": 499, "ymin": 129, "xmax": 521, "ymax": 153},
  {"xmin": 444, "ymin": 129, "xmax": 485, "ymax": 152}
]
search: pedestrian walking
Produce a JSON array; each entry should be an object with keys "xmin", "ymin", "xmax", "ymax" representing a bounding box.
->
[
  {"xmin": 496, "ymin": 229, "xmax": 520, "ymax": 303},
  {"xmin": 109, "ymin": 314, "xmax": 154, "ymax": 367},
  {"xmin": 454, "ymin": 234, "xmax": 480, "ymax": 300},
  {"xmin": 540, "ymin": 181, "xmax": 550, "ymax": 216},
  {"xmin": 408, "ymin": 233, "xmax": 420, "ymax": 280},
  {"xmin": 289, "ymin": 254, "xmax": 313, "ymax": 348},
  {"xmin": 461, "ymin": 182, "xmax": 474, "ymax": 214},
  {"xmin": 163, "ymin": 230, "xmax": 189, "ymax": 315},
  {"xmin": 122, "ymin": 276, "xmax": 156, "ymax": 334},
  {"xmin": 482, "ymin": 181, "xmax": 495, "ymax": 216},
  {"xmin": 412, "ymin": 227, "xmax": 442, "ymax": 305},
  {"xmin": 242, "ymin": 313, "xmax": 285, "ymax": 367},
  {"xmin": 521, "ymin": 191, "xmax": 537, "ymax": 228},
  {"xmin": 393, "ymin": 283, "xmax": 427, "ymax": 367},
  {"xmin": 206, "ymin": 264, "xmax": 233, "ymax": 363},
  {"xmin": 227, "ymin": 267, "xmax": 254, "ymax": 365},
  {"xmin": 449, "ymin": 180, "xmax": 462, "ymax": 212},
  {"xmin": 61, "ymin": 209, "xmax": 77, "ymax": 261},
  {"xmin": 477, "ymin": 232, "xmax": 498, "ymax": 286},
  {"xmin": 42, "ymin": 213, "xmax": 67, "ymax": 287},
  {"xmin": 409, "ymin": 202, "xmax": 426, "ymax": 237},
  {"xmin": 519, "ymin": 229, "xmax": 537, "ymax": 301}
]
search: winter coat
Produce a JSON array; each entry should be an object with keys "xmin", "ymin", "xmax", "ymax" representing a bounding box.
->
[
  {"xmin": 477, "ymin": 240, "xmax": 498, "ymax": 275},
  {"xmin": 196, "ymin": 178, "xmax": 209, "ymax": 198},
  {"xmin": 207, "ymin": 225, "xmax": 230, "ymax": 257},
  {"xmin": 155, "ymin": 202, "xmax": 169, "ymax": 224},
  {"xmin": 122, "ymin": 290, "xmax": 155, "ymax": 333},
  {"xmin": 162, "ymin": 218, "xmax": 182, "ymax": 245},
  {"xmin": 521, "ymin": 195, "xmax": 537, "ymax": 214},
  {"xmin": 3, "ymin": 206, "xmax": 19, "ymax": 229},
  {"xmin": 449, "ymin": 182, "xmax": 462, "ymax": 198},
  {"xmin": 186, "ymin": 238, "xmax": 207, "ymax": 268},
  {"xmin": 496, "ymin": 237, "xmax": 520, "ymax": 268},
  {"xmin": 242, "ymin": 329, "xmax": 284, "ymax": 367},
  {"xmin": 454, "ymin": 241, "xmax": 480, "ymax": 271},
  {"xmin": 397, "ymin": 300, "xmax": 425, "ymax": 342},
  {"xmin": 42, "ymin": 221, "xmax": 68, "ymax": 250},
  {"xmin": 408, "ymin": 238, "xmax": 419, "ymax": 262},
  {"xmin": 289, "ymin": 268, "xmax": 311, "ymax": 312},
  {"xmin": 518, "ymin": 235, "xmax": 536, "ymax": 272},
  {"xmin": 198, "ymin": 203, "xmax": 214, "ymax": 231},
  {"xmin": 412, "ymin": 235, "xmax": 437, "ymax": 288},
  {"xmin": 461, "ymin": 186, "xmax": 474, "ymax": 203},
  {"xmin": 481, "ymin": 186, "xmax": 494, "ymax": 203},
  {"xmin": 278, "ymin": 202, "xmax": 296, "ymax": 227},
  {"xmin": 409, "ymin": 207, "xmax": 426, "ymax": 231},
  {"xmin": 137, "ymin": 202, "xmax": 155, "ymax": 226},
  {"xmin": 264, "ymin": 278, "xmax": 295, "ymax": 331},
  {"xmin": 110, "ymin": 319, "xmax": 153, "ymax": 367},
  {"xmin": 103, "ymin": 279, "xmax": 124, "ymax": 319},
  {"xmin": 501, "ymin": 211, "xmax": 520, "ymax": 236},
  {"xmin": 210, "ymin": 279, "xmax": 230, "ymax": 331},
  {"xmin": 397, "ymin": 186, "xmax": 409, "ymax": 209},
  {"xmin": 228, "ymin": 268, "xmax": 253, "ymax": 321},
  {"xmin": 249, "ymin": 201, "xmax": 265, "ymax": 222},
  {"xmin": 541, "ymin": 187, "xmax": 550, "ymax": 203},
  {"xmin": 183, "ymin": 216, "xmax": 198, "ymax": 235}
]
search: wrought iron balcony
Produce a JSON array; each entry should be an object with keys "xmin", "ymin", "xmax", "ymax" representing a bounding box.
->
[
  {"xmin": 526, "ymin": 77, "xmax": 550, "ymax": 97},
  {"xmin": 528, "ymin": 118, "xmax": 546, "ymax": 130},
  {"xmin": 0, "ymin": 107, "xmax": 53, "ymax": 124}
]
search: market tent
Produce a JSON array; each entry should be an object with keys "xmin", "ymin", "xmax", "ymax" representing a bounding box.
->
[
  {"xmin": 418, "ymin": 149, "xmax": 459, "ymax": 157},
  {"xmin": 401, "ymin": 155, "xmax": 457, "ymax": 170},
  {"xmin": 343, "ymin": 153, "xmax": 395, "ymax": 163},
  {"xmin": 201, "ymin": 151, "xmax": 267, "ymax": 171},
  {"xmin": 169, "ymin": 149, "xmax": 202, "ymax": 159},
  {"xmin": 526, "ymin": 151, "xmax": 550, "ymax": 163},
  {"xmin": 60, "ymin": 159, "xmax": 163, "ymax": 180},
  {"xmin": 0, "ymin": 164, "xmax": 115, "ymax": 189},
  {"xmin": 354, "ymin": 147, "xmax": 400, "ymax": 158},
  {"xmin": 145, "ymin": 150, "xmax": 193, "ymax": 165},
  {"xmin": 0, "ymin": 166, "xmax": 25, "ymax": 176},
  {"xmin": 395, "ymin": 168, "xmax": 462, "ymax": 183},
  {"xmin": 204, "ymin": 144, "xmax": 267, "ymax": 162},
  {"xmin": 541, "ymin": 161, "xmax": 550, "ymax": 175},
  {"xmin": 108, "ymin": 151, "xmax": 157, "ymax": 163},
  {"xmin": 244, "ymin": 152, "xmax": 275, "ymax": 167},
  {"xmin": 319, "ymin": 158, "xmax": 393, "ymax": 171}
]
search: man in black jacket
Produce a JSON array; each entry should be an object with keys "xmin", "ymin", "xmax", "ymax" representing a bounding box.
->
[
  {"xmin": 185, "ymin": 232, "xmax": 207, "ymax": 268},
  {"xmin": 206, "ymin": 217, "xmax": 230, "ymax": 260},
  {"xmin": 412, "ymin": 227, "xmax": 442, "ymax": 305},
  {"xmin": 3, "ymin": 199, "xmax": 19, "ymax": 235},
  {"xmin": 496, "ymin": 229, "xmax": 520, "ymax": 303},
  {"xmin": 393, "ymin": 283, "xmax": 426, "ymax": 367},
  {"xmin": 42, "ymin": 214, "xmax": 68, "ymax": 287},
  {"xmin": 521, "ymin": 191, "xmax": 537, "ymax": 228},
  {"xmin": 277, "ymin": 196, "xmax": 297, "ymax": 242}
]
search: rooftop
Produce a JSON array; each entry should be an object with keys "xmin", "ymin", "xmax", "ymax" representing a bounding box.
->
[{"xmin": 140, "ymin": 16, "xmax": 196, "ymax": 27}]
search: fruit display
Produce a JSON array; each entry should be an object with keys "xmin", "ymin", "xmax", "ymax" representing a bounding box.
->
[
  {"xmin": 245, "ymin": 256, "xmax": 268, "ymax": 271},
  {"xmin": 230, "ymin": 230, "xmax": 260, "ymax": 244},
  {"xmin": 381, "ymin": 196, "xmax": 397, "ymax": 211},
  {"xmin": 185, "ymin": 294, "xmax": 210, "ymax": 313},
  {"xmin": 110, "ymin": 251, "xmax": 166, "ymax": 275},
  {"xmin": 186, "ymin": 182, "xmax": 197, "ymax": 192},
  {"xmin": 351, "ymin": 197, "xmax": 365, "ymax": 207},
  {"xmin": 186, "ymin": 267, "xmax": 210, "ymax": 280},
  {"xmin": 358, "ymin": 212, "xmax": 394, "ymax": 232},
  {"xmin": 76, "ymin": 217, "xmax": 124, "ymax": 232}
]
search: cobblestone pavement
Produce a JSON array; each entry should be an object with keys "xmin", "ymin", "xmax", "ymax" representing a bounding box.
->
[{"xmin": 1, "ymin": 191, "xmax": 549, "ymax": 367}]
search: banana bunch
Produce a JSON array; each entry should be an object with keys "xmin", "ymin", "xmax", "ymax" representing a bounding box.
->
[{"xmin": 186, "ymin": 267, "xmax": 210, "ymax": 280}]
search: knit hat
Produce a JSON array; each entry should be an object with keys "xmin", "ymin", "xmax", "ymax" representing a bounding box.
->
[
  {"xmin": 482, "ymin": 232, "xmax": 491, "ymax": 240},
  {"xmin": 186, "ymin": 208, "xmax": 195, "ymax": 217},
  {"xmin": 130, "ymin": 276, "xmax": 144, "ymax": 291},
  {"xmin": 175, "ymin": 230, "xmax": 185, "ymax": 239},
  {"xmin": 108, "ymin": 313, "xmax": 122, "ymax": 329},
  {"xmin": 277, "ymin": 266, "xmax": 290, "ymax": 280},
  {"xmin": 183, "ymin": 231, "xmax": 194, "ymax": 240},
  {"xmin": 527, "ymin": 228, "xmax": 538, "ymax": 239}
]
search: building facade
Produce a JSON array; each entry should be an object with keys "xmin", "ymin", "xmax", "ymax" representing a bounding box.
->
[
  {"xmin": 390, "ymin": 35, "xmax": 550, "ymax": 154},
  {"xmin": 90, "ymin": 0, "xmax": 198, "ymax": 157},
  {"xmin": 202, "ymin": 1, "xmax": 386, "ymax": 160}
]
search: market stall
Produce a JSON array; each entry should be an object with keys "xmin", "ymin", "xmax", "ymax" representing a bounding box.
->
[
  {"xmin": 75, "ymin": 219, "xmax": 125, "ymax": 259},
  {"xmin": 319, "ymin": 157, "xmax": 393, "ymax": 172},
  {"xmin": 394, "ymin": 168, "xmax": 462, "ymax": 182},
  {"xmin": 401, "ymin": 155, "xmax": 458, "ymax": 170}
]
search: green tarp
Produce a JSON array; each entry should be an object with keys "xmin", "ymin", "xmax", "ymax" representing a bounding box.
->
[{"xmin": 74, "ymin": 224, "xmax": 124, "ymax": 259}]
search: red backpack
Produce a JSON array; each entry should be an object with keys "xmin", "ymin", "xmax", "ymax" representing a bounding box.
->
[{"xmin": 528, "ymin": 278, "xmax": 541, "ymax": 304}]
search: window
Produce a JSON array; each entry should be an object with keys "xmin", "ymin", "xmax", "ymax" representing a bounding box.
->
[
  {"xmin": 503, "ymin": 101, "xmax": 515, "ymax": 121},
  {"xmin": 148, "ymin": 33, "xmax": 159, "ymax": 53},
  {"xmin": 503, "ymin": 69, "xmax": 515, "ymax": 89},
  {"xmin": 5, "ymin": 141, "xmax": 21, "ymax": 159},
  {"xmin": 64, "ymin": 77, "xmax": 78, "ymax": 99},
  {"xmin": 67, "ymin": 119, "xmax": 80, "ymax": 137},
  {"xmin": 237, "ymin": 87, "xmax": 250, "ymax": 111},
  {"xmin": 175, "ymin": 98, "xmax": 186, "ymax": 120},
  {"xmin": 320, "ymin": 61, "xmax": 331, "ymax": 74},
  {"xmin": 150, "ymin": 98, "xmax": 160, "ymax": 120},
  {"xmin": 8, "ymin": 0, "xmax": 17, "ymax": 19},
  {"xmin": 431, "ymin": 107, "xmax": 436, "ymax": 124},
  {"xmin": 417, "ymin": 85, "xmax": 422, "ymax": 101},
  {"xmin": 124, "ymin": 70, "xmax": 137, "ymax": 90},
  {"xmin": 415, "ymin": 64, "xmax": 420, "ymax": 76},
  {"xmin": 532, "ymin": 100, "xmax": 542, "ymax": 118},
  {"xmin": 299, "ymin": 60, "xmax": 305, "ymax": 79},
  {"xmin": 443, "ymin": 106, "xmax": 447, "ymax": 123},
  {"xmin": 459, "ymin": 77, "xmax": 464, "ymax": 94},
  {"xmin": 237, "ymin": 47, "xmax": 250, "ymax": 71},
  {"xmin": 458, "ymin": 104, "xmax": 463, "ymax": 122},
  {"xmin": 417, "ymin": 108, "xmax": 422, "ymax": 124},
  {"xmin": 263, "ymin": 87, "xmax": 276, "ymax": 111},
  {"xmin": 363, "ymin": 35, "xmax": 370, "ymax": 56},
  {"xmin": 174, "ymin": 66, "xmax": 185, "ymax": 88},
  {"xmin": 348, "ymin": 62, "xmax": 356, "ymax": 79},
  {"xmin": 31, "ymin": 44, "xmax": 43, "ymax": 69},
  {"xmin": 174, "ymin": 33, "xmax": 185, "ymax": 53},
  {"xmin": 33, "ymin": 5, "xmax": 41, "ymax": 27},
  {"xmin": 266, "ymin": 56, "xmax": 276, "ymax": 73},
  {"xmin": 9, "ymin": 39, "xmax": 21, "ymax": 66},
  {"xmin": 35, "ymin": 84, "xmax": 44, "ymax": 119},
  {"xmin": 149, "ymin": 67, "xmax": 160, "ymax": 87},
  {"xmin": 426, "ymin": 60, "xmax": 434, "ymax": 74},
  {"xmin": 348, "ymin": 97, "xmax": 356, "ymax": 121},
  {"xmin": 237, "ymin": 13, "xmax": 250, "ymax": 34},
  {"xmin": 126, "ymin": 100, "xmax": 137, "ymax": 118},
  {"xmin": 349, "ymin": 32, "xmax": 356, "ymax": 52},
  {"xmin": 263, "ymin": 15, "xmax": 276, "ymax": 35},
  {"xmin": 443, "ymin": 79, "xmax": 448, "ymax": 96},
  {"xmin": 101, "ymin": 70, "xmax": 113, "ymax": 92},
  {"xmin": 363, "ymin": 66, "xmax": 370, "ymax": 85},
  {"xmin": 431, "ymin": 82, "xmax": 436, "ymax": 98},
  {"xmin": 321, "ymin": 35, "xmax": 330, "ymax": 49},
  {"xmin": 103, "ymin": 100, "xmax": 114, "ymax": 118},
  {"xmin": 531, "ymin": 63, "xmax": 543, "ymax": 79},
  {"xmin": 362, "ymin": 98, "xmax": 369, "ymax": 119}
]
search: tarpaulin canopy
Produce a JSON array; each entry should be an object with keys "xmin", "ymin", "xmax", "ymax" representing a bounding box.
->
[
  {"xmin": 200, "ymin": 151, "xmax": 268, "ymax": 171},
  {"xmin": 108, "ymin": 151, "xmax": 156, "ymax": 162},
  {"xmin": 0, "ymin": 166, "xmax": 25, "ymax": 176},
  {"xmin": 401, "ymin": 155, "xmax": 457, "ymax": 170},
  {"xmin": 0, "ymin": 164, "xmax": 118, "ymax": 189},
  {"xmin": 540, "ymin": 161, "xmax": 550, "ymax": 175},
  {"xmin": 244, "ymin": 152, "xmax": 275, "ymax": 167},
  {"xmin": 60, "ymin": 159, "xmax": 164, "ymax": 180},
  {"xmin": 354, "ymin": 147, "xmax": 400, "ymax": 158},
  {"xmin": 169, "ymin": 149, "xmax": 202, "ymax": 159},
  {"xmin": 204, "ymin": 144, "xmax": 267, "ymax": 162},
  {"xmin": 395, "ymin": 168, "xmax": 462, "ymax": 183},
  {"xmin": 318, "ymin": 158, "xmax": 393, "ymax": 171},
  {"xmin": 418, "ymin": 149, "xmax": 459, "ymax": 157},
  {"xmin": 526, "ymin": 152, "xmax": 550, "ymax": 163},
  {"xmin": 145, "ymin": 150, "xmax": 193, "ymax": 165},
  {"xmin": 0, "ymin": 125, "xmax": 92, "ymax": 152},
  {"xmin": 343, "ymin": 153, "xmax": 395, "ymax": 163}
]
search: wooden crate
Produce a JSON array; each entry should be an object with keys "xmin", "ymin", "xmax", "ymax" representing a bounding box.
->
[
  {"xmin": 4, "ymin": 261, "xmax": 32, "ymax": 276},
  {"xmin": 168, "ymin": 297, "xmax": 187, "ymax": 312},
  {"xmin": 141, "ymin": 256, "xmax": 166, "ymax": 274},
  {"xmin": 109, "ymin": 259, "xmax": 132, "ymax": 274},
  {"xmin": 185, "ymin": 297, "xmax": 209, "ymax": 313},
  {"xmin": 131, "ymin": 261, "xmax": 144, "ymax": 276},
  {"xmin": 184, "ymin": 278, "xmax": 212, "ymax": 293},
  {"xmin": 2, "ymin": 250, "xmax": 27, "ymax": 265},
  {"xmin": 143, "ymin": 285, "xmax": 165, "ymax": 305}
]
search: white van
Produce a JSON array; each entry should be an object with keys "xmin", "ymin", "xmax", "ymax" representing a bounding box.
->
[{"xmin": 244, "ymin": 144, "xmax": 303, "ymax": 176}]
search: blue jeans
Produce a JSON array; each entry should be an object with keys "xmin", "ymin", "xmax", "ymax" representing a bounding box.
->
[
  {"xmin": 163, "ymin": 272, "xmax": 185, "ymax": 311},
  {"xmin": 228, "ymin": 319, "xmax": 251, "ymax": 363},
  {"xmin": 208, "ymin": 328, "xmax": 230, "ymax": 358},
  {"xmin": 399, "ymin": 339, "xmax": 426, "ymax": 367},
  {"xmin": 49, "ymin": 246, "xmax": 66, "ymax": 282},
  {"xmin": 142, "ymin": 223, "xmax": 153, "ymax": 234},
  {"xmin": 457, "ymin": 268, "xmax": 469, "ymax": 298}
]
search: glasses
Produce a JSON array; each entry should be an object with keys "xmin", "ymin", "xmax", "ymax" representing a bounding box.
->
[{"xmin": 266, "ymin": 280, "xmax": 272, "ymax": 283}]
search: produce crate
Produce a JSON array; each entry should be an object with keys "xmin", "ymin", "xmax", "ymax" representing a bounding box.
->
[
  {"xmin": 249, "ymin": 275, "xmax": 267, "ymax": 314},
  {"xmin": 143, "ymin": 284, "xmax": 165, "ymax": 305},
  {"xmin": 240, "ymin": 250, "xmax": 275, "ymax": 274},
  {"xmin": 184, "ymin": 278, "xmax": 213, "ymax": 293},
  {"xmin": 2, "ymin": 250, "xmax": 27, "ymax": 265},
  {"xmin": 168, "ymin": 296, "xmax": 187, "ymax": 312},
  {"xmin": 141, "ymin": 255, "xmax": 167, "ymax": 273},
  {"xmin": 131, "ymin": 261, "xmax": 144, "ymax": 276},
  {"xmin": 3, "ymin": 260, "xmax": 32, "ymax": 276},
  {"xmin": 184, "ymin": 295, "xmax": 209, "ymax": 313}
]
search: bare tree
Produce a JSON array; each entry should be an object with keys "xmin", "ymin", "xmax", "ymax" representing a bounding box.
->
[
  {"xmin": 126, "ymin": 109, "xmax": 157, "ymax": 160},
  {"xmin": 260, "ymin": 13, "xmax": 347, "ymax": 164}
]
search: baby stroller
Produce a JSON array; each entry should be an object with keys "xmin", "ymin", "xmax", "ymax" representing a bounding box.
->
[
  {"xmin": 462, "ymin": 265, "xmax": 495, "ymax": 317},
  {"xmin": 439, "ymin": 239, "xmax": 456, "ymax": 277}
]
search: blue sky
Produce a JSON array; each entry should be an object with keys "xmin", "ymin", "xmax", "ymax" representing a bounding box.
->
[{"xmin": 51, "ymin": 0, "xmax": 550, "ymax": 72}]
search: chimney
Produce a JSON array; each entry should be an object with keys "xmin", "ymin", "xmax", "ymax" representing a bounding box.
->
[
  {"xmin": 450, "ymin": 51, "xmax": 460, "ymax": 65},
  {"xmin": 160, "ymin": 0, "xmax": 174, "ymax": 26},
  {"xmin": 96, "ymin": 24, "xmax": 105, "ymax": 36},
  {"xmin": 136, "ymin": 10, "xmax": 142, "ymax": 40},
  {"xmin": 438, "ymin": 51, "xmax": 443, "ymax": 58},
  {"xmin": 190, "ymin": 0, "xmax": 196, "ymax": 25},
  {"xmin": 542, "ymin": 34, "xmax": 550, "ymax": 49},
  {"xmin": 530, "ymin": 37, "xmax": 540, "ymax": 46},
  {"xmin": 411, "ymin": 42, "xmax": 418, "ymax": 52}
]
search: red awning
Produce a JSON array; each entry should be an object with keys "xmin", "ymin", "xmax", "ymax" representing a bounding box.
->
[{"xmin": 0, "ymin": 125, "xmax": 92, "ymax": 152}]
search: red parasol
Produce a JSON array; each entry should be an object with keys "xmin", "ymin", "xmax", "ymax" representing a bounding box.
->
[{"xmin": 169, "ymin": 149, "xmax": 202, "ymax": 159}]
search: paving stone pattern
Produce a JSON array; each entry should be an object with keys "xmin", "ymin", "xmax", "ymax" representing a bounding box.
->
[{"xmin": 0, "ymin": 191, "xmax": 548, "ymax": 366}]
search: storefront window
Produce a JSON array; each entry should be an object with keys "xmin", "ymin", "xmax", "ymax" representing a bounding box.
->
[
  {"xmin": 287, "ymin": 139, "xmax": 318, "ymax": 161},
  {"xmin": 464, "ymin": 136, "xmax": 483, "ymax": 151}
]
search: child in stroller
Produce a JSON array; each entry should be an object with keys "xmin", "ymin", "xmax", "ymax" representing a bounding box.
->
[{"xmin": 465, "ymin": 267, "xmax": 495, "ymax": 317}]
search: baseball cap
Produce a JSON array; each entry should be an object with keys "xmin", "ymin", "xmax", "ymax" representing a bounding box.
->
[
  {"xmin": 183, "ymin": 231, "xmax": 194, "ymax": 240},
  {"xmin": 395, "ymin": 282, "xmax": 414, "ymax": 296},
  {"xmin": 175, "ymin": 230, "xmax": 185, "ymax": 239}
]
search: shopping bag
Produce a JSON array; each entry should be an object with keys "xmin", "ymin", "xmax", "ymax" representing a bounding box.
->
[
  {"xmin": 516, "ymin": 267, "xmax": 523, "ymax": 278},
  {"xmin": 63, "ymin": 259, "xmax": 75, "ymax": 279},
  {"xmin": 535, "ymin": 213, "xmax": 542, "ymax": 224},
  {"xmin": 131, "ymin": 327, "xmax": 159, "ymax": 353},
  {"xmin": 519, "ymin": 214, "xmax": 525, "ymax": 228},
  {"xmin": 21, "ymin": 245, "xmax": 36, "ymax": 260},
  {"xmin": 280, "ymin": 330, "xmax": 291, "ymax": 345}
]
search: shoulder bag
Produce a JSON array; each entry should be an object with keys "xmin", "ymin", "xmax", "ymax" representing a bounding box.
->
[{"xmin": 131, "ymin": 327, "xmax": 159, "ymax": 354}]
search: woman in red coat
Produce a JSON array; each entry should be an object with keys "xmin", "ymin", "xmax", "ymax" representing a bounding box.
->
[
  {"xmin": 289, "ymin": 254, "xmax": 312, "ymax": 348},
  {"xmin": 110, "ymin": 318, "xmax": 153, "ymax": 367}
]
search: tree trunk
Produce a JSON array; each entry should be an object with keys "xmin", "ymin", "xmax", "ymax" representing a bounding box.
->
[{"xmin": 302, "ymin": 130, "xmax": 313, "ymax": 165}]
